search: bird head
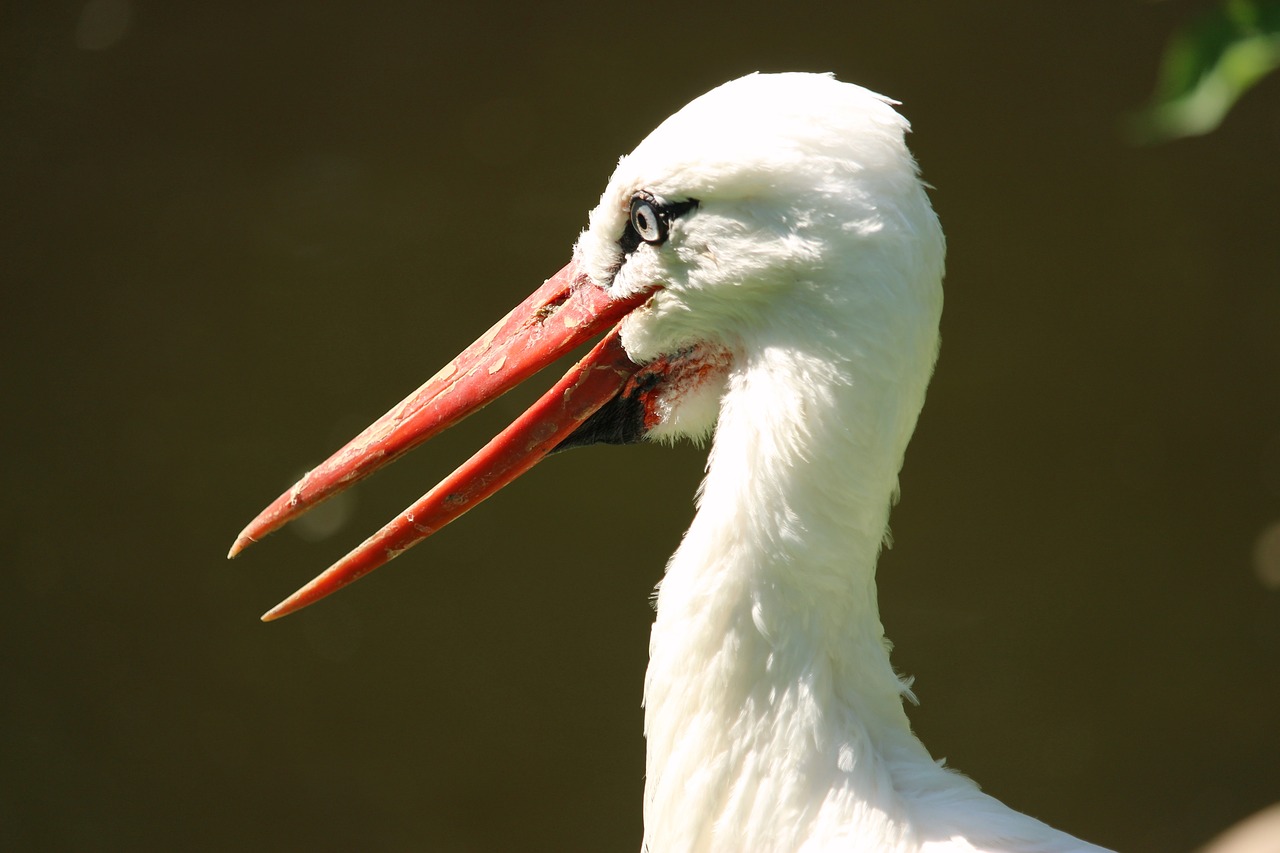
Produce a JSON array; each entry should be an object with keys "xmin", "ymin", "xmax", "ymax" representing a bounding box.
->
[
  {"xmin": 579, "ymin": 72, "xmax": 943, "ymax": 443},
  {"xmin": 230, "ymin": 72, "xmax": 944, "ymax": 619}
]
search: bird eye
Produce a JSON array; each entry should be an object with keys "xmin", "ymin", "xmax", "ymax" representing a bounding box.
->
[
  {"xmin": 619, "ymin": 194, "xmax": 697, "ymax": 257},
  {"xmin": 630, "ymin": 196, "xmax": 665, "ymax": 244}
]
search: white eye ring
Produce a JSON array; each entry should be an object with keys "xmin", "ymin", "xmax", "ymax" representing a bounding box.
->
[{"xmin": 630, "ymin": 197, "xmax": 664, "ymax": 244}]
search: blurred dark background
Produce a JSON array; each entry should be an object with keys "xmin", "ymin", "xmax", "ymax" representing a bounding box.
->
[{"xmin": 4, "ymin": 2, "xmax": 1278, "ymax": 850}]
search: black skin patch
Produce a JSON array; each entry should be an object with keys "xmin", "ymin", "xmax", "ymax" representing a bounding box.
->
[
  {"xmin": 559, "ymin": 194, "xmax": 699, "ymax": 452},
  {"xmin": 552, "ymin": 370, "xmax": 663, "ymax": 453}
]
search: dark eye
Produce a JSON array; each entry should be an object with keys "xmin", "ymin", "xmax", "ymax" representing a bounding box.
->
[
  {"xmin": 630, "ymin": 197, "xmax": 664, "ymax": 243},
  {"xmin": 623, "ymin": 193, "xmax": 698, "ymax": 255}
]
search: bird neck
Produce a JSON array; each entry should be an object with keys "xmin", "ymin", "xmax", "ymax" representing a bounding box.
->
[{"xmin": 642, "ymin": 326, "xmax": 939, "ymax": 851}]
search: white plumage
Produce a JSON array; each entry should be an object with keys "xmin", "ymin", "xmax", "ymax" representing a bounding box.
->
[
  {"xmin": 239, "ymin": 72, "xmax": 1113, "ymax": 852},
  {"xmin": 577, "ymin": 73, "xmax": 1109, "ymax": 852}
]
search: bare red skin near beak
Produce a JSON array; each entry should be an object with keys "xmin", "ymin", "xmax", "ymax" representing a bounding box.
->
[{"xmin": 230, "ymin": 260, "xmax": 658, "ymax": 620}]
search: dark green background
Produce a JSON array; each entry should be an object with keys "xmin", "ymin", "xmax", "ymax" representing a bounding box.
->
[{"xmin": 5, "ymin": 2, "xmax": 1278, "ymax": 850}]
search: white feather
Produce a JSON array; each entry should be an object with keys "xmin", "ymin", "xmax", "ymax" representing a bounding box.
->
[{"xmin": 572, "ymin": 73, "xmax": 1111, "ymax": 852}]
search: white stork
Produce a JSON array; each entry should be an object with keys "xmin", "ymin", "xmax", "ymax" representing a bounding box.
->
[{"xmin": 231, "ymin": 73, "xmax": 1112, "ymax": 852}]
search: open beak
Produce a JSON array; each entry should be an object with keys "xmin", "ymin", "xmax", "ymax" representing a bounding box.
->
[{"xmin": 230, "ymin": 259, "xmax": 658, "ymax": 621}]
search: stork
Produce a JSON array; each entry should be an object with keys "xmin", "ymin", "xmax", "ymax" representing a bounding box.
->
[{"xmin": 231, "ymin": 73, "xmax": 1111, "ymax": 852}]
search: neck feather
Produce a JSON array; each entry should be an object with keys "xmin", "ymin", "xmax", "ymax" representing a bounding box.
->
[
  {"xmin": 641, "ymin": 319, "xmax": 939, "ymax": 851},
  {"xmin": 638, "ymin": 315, "xmax": 1109, "ymax": 852}
]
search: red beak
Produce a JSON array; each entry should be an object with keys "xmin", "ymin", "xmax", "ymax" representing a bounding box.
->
[{"xmin": 230, "ymin": 259, "xmax": 658, "ymax": 621}]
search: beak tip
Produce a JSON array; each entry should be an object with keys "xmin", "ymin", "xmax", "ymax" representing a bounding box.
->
[
  {"xmin": 260, "ymin": 596, "xmax": 296, "ymax": 622},
  {"xmin": 261, "ymin": 586, "xmax": 312, "ymax": 622},
  {"xmin": 227, "ymin": 533, "xmax": 255, "ymax": 560}
]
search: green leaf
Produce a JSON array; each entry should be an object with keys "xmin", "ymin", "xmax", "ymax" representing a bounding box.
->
[{"xmin": 1129, "ymin": 0, "xmax": 1280, "ymax": 143}]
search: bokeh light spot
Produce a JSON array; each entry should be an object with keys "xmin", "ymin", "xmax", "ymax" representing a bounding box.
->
[
  {"xmin": 1252, "ymin": 520, "xmax": 1280, "ymax": 590},
  {"xmin": 75, "ymin": 0, "xmax": 132, "ymax": 51}
]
